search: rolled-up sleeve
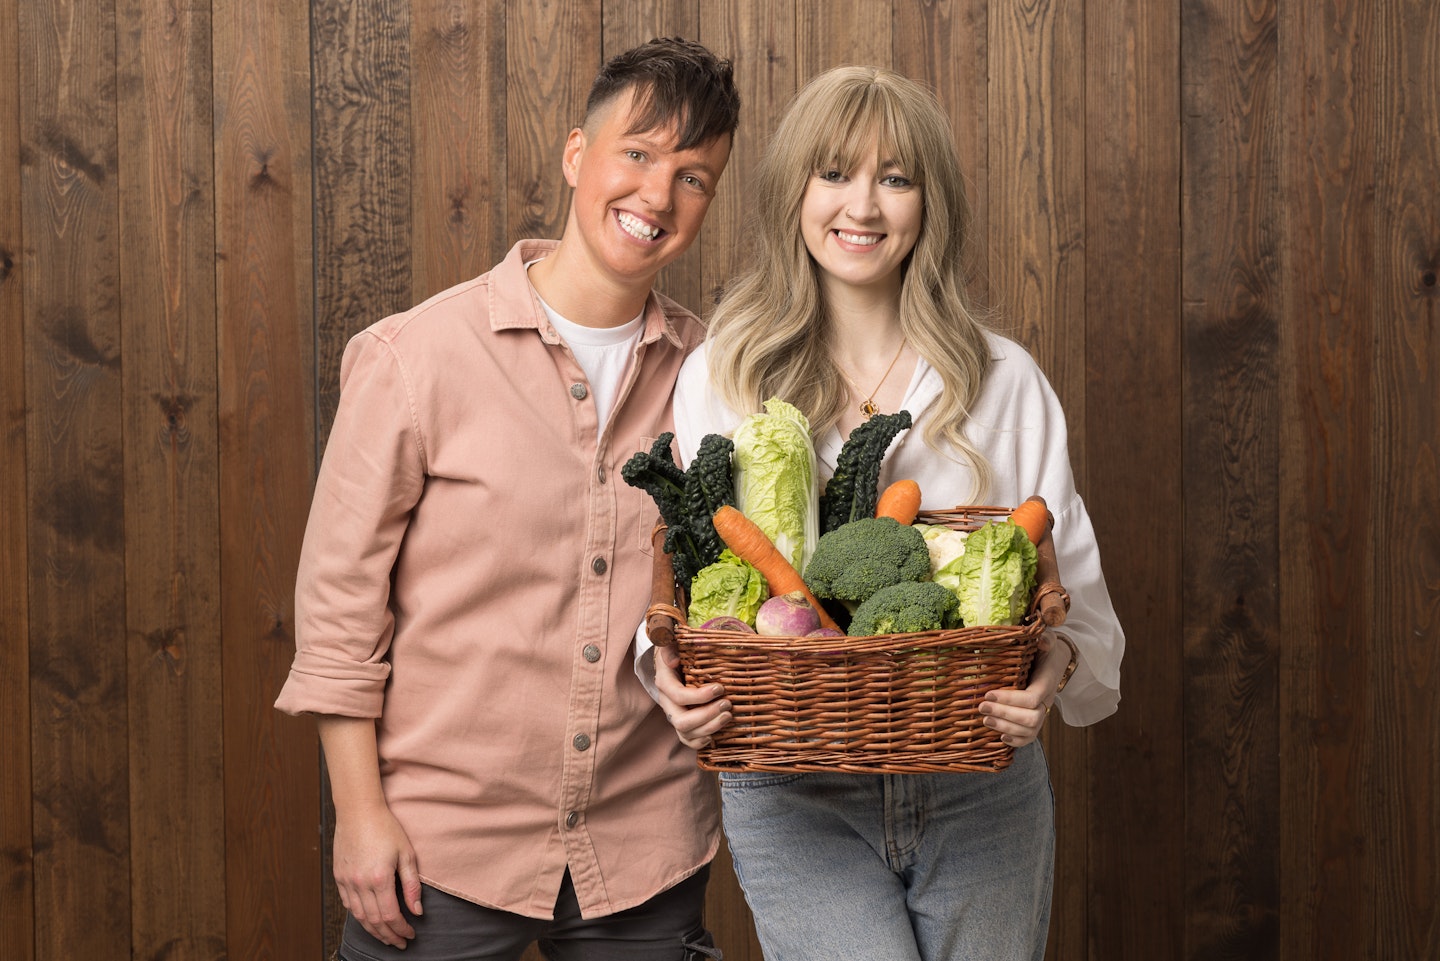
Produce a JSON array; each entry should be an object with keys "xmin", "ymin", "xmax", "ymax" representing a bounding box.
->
[{"xmin": 274, "ymin": 331, "xmax": 427, "ymax": 718}]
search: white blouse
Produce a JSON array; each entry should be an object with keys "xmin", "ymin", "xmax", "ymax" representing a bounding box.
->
[{"xmin": 658, "ymin": 331, "xmax": 1124, "ymax": 726}]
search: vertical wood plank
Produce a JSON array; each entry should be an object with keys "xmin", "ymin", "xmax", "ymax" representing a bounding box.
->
[
  {"xmin": 1276, "ymin": 3, "xmax": 1375, "ymax": 959},
  {"xmin": 0, "ymin": 0, "xmax": 34, "ymax": 954},
  {"xmin": 1082, "ymin": 1, "xmax": 1183, "ymax": 960},
  {"xmin": 311, "ymin": 0, "xmax": 413, "ymax": 443},
  {"xmin": 1180, "ymin": 0, "xmax": 1282, "ymax": 958},
  {"xmin": 894, "ymin": 0, "xmax": 990, "ymax": 304},
  {"xmin": 18, "ymin": 0, "xmax": 130, "ymax": 956},
  {"xmin": 115, "ymin": 0, "xmax": 225, "ymax": 957},
  {"xmin": 213, "ymin": 0, "xmax": 321, "ymax": 955},
  {"xmin": 986, "ymin": 0, "xmax": 1085, "ymax": 412},
  {"xmin": 411, "ymin": 0, "xmax": 507, "ymax": 300},
  {"xmin": 700, "ymin": 0, "xmax": 795, "ymax": 314},
  {"xmin": 1371, "ymin": 2, "xmax": 1439, "ymax": 958},
  {"xmin": 506, "ymin": 0, "xmax": 599, "ymax": 246},
  {"xmin": 796, "ymin": 0, "xmax": 890, "ymax": 78},
  {"xmin": 601, "ymin": 0, "xmax": 704, "ymax": 311},
  {"xmin": 309, "ymin": 2, "xmax": 414, "ymax": 952}
]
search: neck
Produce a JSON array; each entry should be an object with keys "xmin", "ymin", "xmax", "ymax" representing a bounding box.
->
[{"xmin": 528, "ymin": 240, "xmax": 653, "ymax": 328}]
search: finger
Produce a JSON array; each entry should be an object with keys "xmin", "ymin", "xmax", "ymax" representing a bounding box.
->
[{"xmin": 398, "ymin": 852, "xmax": 424, "ymax": 917}]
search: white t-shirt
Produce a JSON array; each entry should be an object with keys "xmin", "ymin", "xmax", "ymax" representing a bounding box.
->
[{"xmin": 534, "ymin": 295, "xmax": 644, "ymax": 435}]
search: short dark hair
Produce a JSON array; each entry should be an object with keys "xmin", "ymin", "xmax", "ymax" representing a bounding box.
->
[{"xmin": 584, "ymin": 37, "xmax": 741, "ymax": 150}]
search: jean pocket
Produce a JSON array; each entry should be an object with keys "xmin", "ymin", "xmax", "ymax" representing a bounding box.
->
[{"xmin": 718, "ymin": 771, "xmax": 807, "ymax": 789}]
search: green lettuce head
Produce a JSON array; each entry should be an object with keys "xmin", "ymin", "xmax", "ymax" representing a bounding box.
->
[
  {"xmin": 955, "ymin": 520, "xmax": 1038, "ymax": 626},
  {"xmin": 731, "ymin": 398, "xmax": 819, "ymax": 573},
  {"xmin": 687, "ymin": 550, "xmax": 769, "ymax": 627}
]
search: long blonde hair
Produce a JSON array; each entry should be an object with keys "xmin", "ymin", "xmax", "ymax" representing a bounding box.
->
[{"xmin": 706, "ymin": 65, "xmax": 995, "ymax": 499}]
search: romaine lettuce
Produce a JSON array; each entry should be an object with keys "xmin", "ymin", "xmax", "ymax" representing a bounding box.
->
[
  {"xmin": 687, "ymin": 549, "xmax": 769, "ymax": 627},
  {"xmin": 731, "ymin": 398, "xmax": 819, "ymax": 573},
  {"xmin": 955, "ymin": 520, "xmax": 1037, "ymax": 626}
]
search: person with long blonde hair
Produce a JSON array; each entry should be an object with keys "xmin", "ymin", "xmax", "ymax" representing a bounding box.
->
[{"xmin": 650, "ymin": 66, "xmax": 1125, "ymax": 960}]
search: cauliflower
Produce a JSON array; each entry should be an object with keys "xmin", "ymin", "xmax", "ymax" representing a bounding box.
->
[
  {"xmin": 847, "ymin": 581, "xmax": 961, "ymax": 636},
  {"xmin": 802, "ymin": 516, "xmax": 931, "ymax": 606}
]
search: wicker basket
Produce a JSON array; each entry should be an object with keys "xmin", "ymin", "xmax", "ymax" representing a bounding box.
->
[{"xmin": 646, "ymin": 506, "xmax": 1073, "ymax": 774}]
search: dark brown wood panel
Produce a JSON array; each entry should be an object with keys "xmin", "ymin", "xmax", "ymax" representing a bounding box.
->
[
  {"xmin": 506, "ymin": 1, "xmax": 599, "ymax": 246},
  {"xmin": 1083, "ymin": 2, "xmax": 1185, "ymax": 961},
  {"xmin": 1181, "ymin": 1, "xmax": 1282, "ymax": 958},
  {"xmin": 411, "ymin": 0, "xmax": 507, "ymax": 300},
  {"xmin": 1371, "ymin": 2, "xmax": 1439, "ymax": 958},
  {"xmin": 20, "ymin": 0, "xmax": 130, "ymax": 957},
  {"xmin": 214, "ymin": 0, "xmax": 322, "ymax": 956},
  {"xmin": 0, "ymin": 0, "xmax": 34, "ymax": 956},
  {"xmin": 796, "ymin": 0, "xmax": 889, "ymax": 78},
  {"xmin": 115, "ymin": 0, "xmax": 226, "ymax": 957},
  {"xmin": 311, "ymin": 0, "xmax": 414, "ymax": 444},
  {"xmin": 699, "ymin": 0, "xmax": 796, "ymax": 315},
  {"xmin": 1276, "ymin": 3, "xmax": 1376, "ymax": 960}
]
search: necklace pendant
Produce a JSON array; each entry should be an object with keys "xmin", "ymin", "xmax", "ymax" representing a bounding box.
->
[{"xmin": 860, "ymin": 399, "xmax": 878, "ymax": 419}]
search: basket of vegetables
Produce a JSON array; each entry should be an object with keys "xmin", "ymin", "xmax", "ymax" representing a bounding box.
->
[{"xmin": 626, "ymin": 400, "xmax": 1074, "ymax": 774}]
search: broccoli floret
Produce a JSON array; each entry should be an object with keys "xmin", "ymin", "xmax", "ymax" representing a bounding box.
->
[
  {"xmin": 803, "ymin": 516, "xmax": 931, "ymax": 605},
  {"xmin": 683, "ymin": 433, "xmax": 736, "ymax": 567},
  {"xmin": 847, "ymin": 580, "xmax": 960, "ymax": 636},
  {"xmin": 819, "ymin": 410, "xmax": 913, "ymax": 533}
]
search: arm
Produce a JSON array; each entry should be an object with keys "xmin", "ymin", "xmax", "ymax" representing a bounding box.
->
[{"xmin": 317, "ymin": 716, "xmax": 423, "ymax": 949}]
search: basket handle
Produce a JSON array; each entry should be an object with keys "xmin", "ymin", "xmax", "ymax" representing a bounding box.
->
[
  {"xmin": 1031, "ymin": 522, "xmax": 1070, "ymax": 627},
  {"xmin": 645, "ymin": 522, "xmax": 685, "ymax": 647}
]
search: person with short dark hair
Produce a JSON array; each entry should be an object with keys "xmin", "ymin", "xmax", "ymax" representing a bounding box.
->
[{"xmin": 275, "ymin": 37, "xmax": 740, "ymax": 961}]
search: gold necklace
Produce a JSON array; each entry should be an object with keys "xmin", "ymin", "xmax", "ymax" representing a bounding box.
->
[{"xmin": 838, "ymin": 339, "xmax": 906, "ymax": 419}]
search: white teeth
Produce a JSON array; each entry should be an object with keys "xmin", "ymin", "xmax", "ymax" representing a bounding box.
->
[
  {"xmin": 618, "ymin": 212, "xmax": 660, "ymax": 240},
  {"xmin": 836, "ymin": 230, "xmax": 880, "ymax": 246}
]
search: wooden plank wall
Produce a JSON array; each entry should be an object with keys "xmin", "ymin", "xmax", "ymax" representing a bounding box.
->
[{"xmin": 1, "ymin": 2, "xmax": 1436, "ymax": 960}]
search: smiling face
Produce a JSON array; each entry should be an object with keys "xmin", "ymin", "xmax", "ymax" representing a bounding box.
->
[
  {"xmin": 799, "ymin": 146, "xmax": 924, "ymax": 301},
  {"xmin": 560, "ymin": 86, "xmax": 733, "ymax": 295}
]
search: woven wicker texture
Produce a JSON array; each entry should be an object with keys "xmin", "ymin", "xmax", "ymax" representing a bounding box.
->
[{"xmin": 648, "ymin": 506, "xmax": 1067, "ymax": 774}]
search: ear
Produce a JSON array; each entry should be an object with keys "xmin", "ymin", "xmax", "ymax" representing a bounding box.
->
[{"xmin": 561, "ymin": 128, "xmax": 586, "ymax": 188}]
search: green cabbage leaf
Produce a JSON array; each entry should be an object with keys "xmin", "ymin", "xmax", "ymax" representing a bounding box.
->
[
  {"xmin": 687, "ymin": 550, "xmax": 769, "ymax": 627},
  {"xmin": 731, "ymin": 398, "xmax": 819, "ymax": 573}
]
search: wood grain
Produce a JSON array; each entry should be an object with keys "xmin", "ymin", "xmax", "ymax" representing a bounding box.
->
[
  {"xmin": 19, "ymin": 0, "xmax": 130, "ymax": 957},
  {"xmin": 312, "ymin": 0, "xmax": 414, "ymax": 444},
  {"xmin": 1081, "ymin": 2, "xmax": 1184, "ymax": 961},
  {"xmin": 0, "ymin": 0, "xmax": 34, "ymax": 955},
  {"xmin": 1371, "ymin": 2, "xmax": 1439, "ymax": 958},
  {"xmin": 700, "ymin": 0, "xmax": 796, "ymax": 315},
  {"xmin": 1277, "ymin": 3, "xmax": 1376, "ymax": 959},
  {"xmin": 1181, "ymin": 0, "xmax": 1282, "ymax": 958},
  {"xmin": 796, "ymin": 0, "xmax": 890, "ymax": 79},
  {"xmin": 412, "ymin": 0, "xmax": 507, "ymax": 300},
  {"xmin": 506, "ymin": 1, "xmax": 598, "ymax": 246},
  {"xmin": 115, "ymin": 0, "xmax": 226, "ymax": 957},
  {"xmin": 213, "ymin": 0, "xmax": 321, "ymax": 955}
]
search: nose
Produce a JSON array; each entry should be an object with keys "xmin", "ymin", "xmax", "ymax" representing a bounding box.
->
[
  {"xmin": 843, "ymin": 182, "xmax": 879, "ymax": 221},
  {"xmin": 637, "ymin": 167, "xmax": 674, "ymax": 213}
]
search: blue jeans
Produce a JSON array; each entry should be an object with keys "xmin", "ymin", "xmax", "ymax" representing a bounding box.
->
[{"xmin": 719, "ymin": 743, "xmax": 1055, "ymax": 961}]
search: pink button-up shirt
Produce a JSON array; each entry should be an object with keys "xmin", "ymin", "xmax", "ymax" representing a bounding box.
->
[{"xmin": 275, "ymin": 240, "xmax": 718, "ymax": 919}]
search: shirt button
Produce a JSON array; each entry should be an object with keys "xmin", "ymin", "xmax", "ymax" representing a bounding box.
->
[
  {"xmin": 570, "ymin": 383, "xmax": 588, "ymax": 400},
  {"xmin": 565, "ymin": 811, "xmax": 579, "ymax": 829},
  {"xmin": 592, "ymin": 556, "xmax": 607, "ymax": 575},
  {"xmin": 573, "ymin": 733, "xmax": 591, "ymax": 752},
  {"xmin": 583, "ymin": 644, "xmax": 601, "ymax": 663}
]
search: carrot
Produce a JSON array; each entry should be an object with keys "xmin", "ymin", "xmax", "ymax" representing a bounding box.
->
[
  {"xmin": 1009, "ymin": 496, "xmax": 1051, "ymax": 545},
  {"xmin": 711, "ymin": 505, "xmax": 841, "ymax": 632},
  {"xmin": 874, "ymin": 479, "xmax": 922, "ymax": 525}
]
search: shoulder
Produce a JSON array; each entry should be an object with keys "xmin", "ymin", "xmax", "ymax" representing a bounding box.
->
[{"xmin": 650, "ymin": 289, "xmax": 707, "ymax": 352}]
